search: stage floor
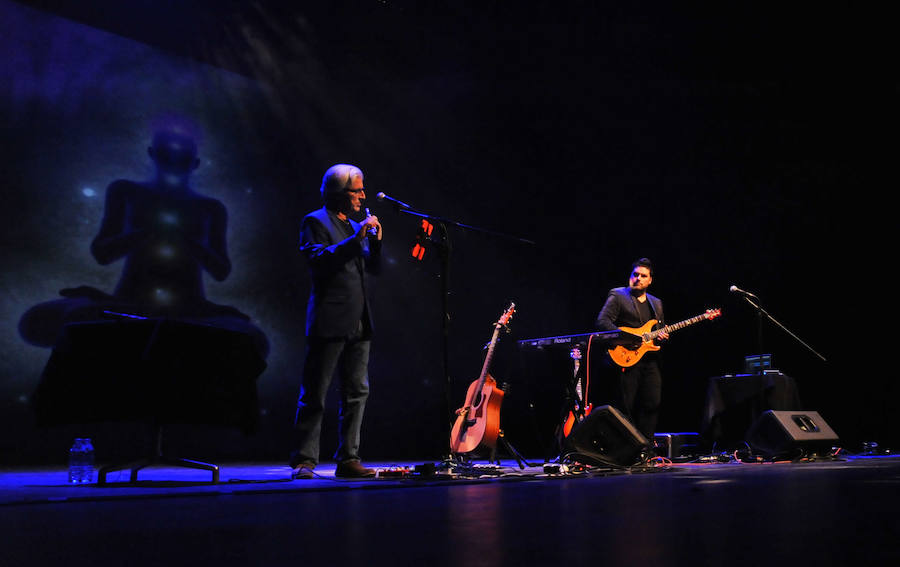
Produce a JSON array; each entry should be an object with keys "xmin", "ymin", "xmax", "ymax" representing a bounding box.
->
[{"xmin": 3, "ymin": 455, "xmax": 899, "ymax": 566}]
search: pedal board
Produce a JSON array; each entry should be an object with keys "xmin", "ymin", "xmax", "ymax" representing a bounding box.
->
[{"xmin": 374, "ymin": 467, "xmax": 411, "ymax": 479}]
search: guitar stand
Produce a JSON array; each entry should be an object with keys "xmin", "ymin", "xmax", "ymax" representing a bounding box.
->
[{"xmin": 491, "ymin": 429, "xmax": 534, "ymax": 470}]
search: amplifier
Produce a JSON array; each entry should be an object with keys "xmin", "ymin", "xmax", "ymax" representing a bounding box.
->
[
  {"xmin": 654, "ymin": 432, "xmax": 701, "ymax": 459},
  {"xmin": 746, "ymin": 410, "xmax": 839, "ymax": 457}
]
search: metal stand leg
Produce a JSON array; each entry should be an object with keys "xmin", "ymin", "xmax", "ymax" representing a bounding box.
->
[
  {"xmin": 495, "ymin": 430, "xmax": 534, "ymax": 469},
  {"xmin": 98, "ymin": 425, "xmax": 219, "ymax": 484}
]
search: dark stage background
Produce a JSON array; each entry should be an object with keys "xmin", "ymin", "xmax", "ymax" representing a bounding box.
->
[{"xmin": 1, "ymin": 1, "xmax": 891, "ymax": 465}]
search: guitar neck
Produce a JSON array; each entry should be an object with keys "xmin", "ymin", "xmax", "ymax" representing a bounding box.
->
[
  {"xmin": 464, "ymin": 302, "xmax": 515, "ymax": 409},
  {"xmin": 649, "ymin": 313, "xmax": 709, "ymax": 339},
  {"xmin": 471, "ymin": 326, "xmax": 502, "ymax": 394}
]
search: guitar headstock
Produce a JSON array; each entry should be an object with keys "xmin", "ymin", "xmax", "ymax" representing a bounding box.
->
[
  {"xmin": 705, "ymin": 308, "xmax": 722, "ymax": 320},
  {"xmin": 497, "ymin": 302, "xmax": 516, "ymax": 328}
]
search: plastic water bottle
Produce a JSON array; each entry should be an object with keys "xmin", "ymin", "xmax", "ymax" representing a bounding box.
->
[{"xmin": 68, "ymin": 438, "xmax": 95, "ymax": 484}]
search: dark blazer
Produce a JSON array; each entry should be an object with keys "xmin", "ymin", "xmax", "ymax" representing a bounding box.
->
[
  {"xmin": 300, "ymin": 207, "xmax": 381, "ymax": 338},
  {"xmin": 596, "ymin": 286, "xmax": 664, "ymax": 332}
]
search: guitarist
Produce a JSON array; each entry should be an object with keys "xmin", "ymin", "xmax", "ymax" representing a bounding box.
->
[{"xmin": 596, "ymin": 258, "xmax": 669, "ymax": 442}]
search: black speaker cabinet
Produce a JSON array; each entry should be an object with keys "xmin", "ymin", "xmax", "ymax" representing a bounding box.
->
[
  {"xmin": 564, "ymin": 405, "xmax": 650, "ymax": 466},
  {"xmin": 746, "ymin": 410, "xmax": 839, "ymax": 457}
]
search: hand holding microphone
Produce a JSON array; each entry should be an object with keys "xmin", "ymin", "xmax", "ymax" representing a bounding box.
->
[
  {"xmin": 362, "ymin": 207, "xmax": 382, "ymax": 241},
  {"xmin": 364, "ymin": 208, "xmax": 378, "ymax": 236}
]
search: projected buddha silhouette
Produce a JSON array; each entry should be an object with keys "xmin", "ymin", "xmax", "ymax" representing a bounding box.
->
[{"xmin": 18, "ymin": 119, "xmax": 268, "ymax": 359}]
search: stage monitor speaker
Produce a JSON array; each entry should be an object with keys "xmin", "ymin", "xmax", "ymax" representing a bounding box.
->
[
  {"xmin": 746, "ymin": 410, "xmax": 839, "ymax": 457},
  {"xmin": 563, "ymin": 405, "xmax": 650, "ymax": 466}
]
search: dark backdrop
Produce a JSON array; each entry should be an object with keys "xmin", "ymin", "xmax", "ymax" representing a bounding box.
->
[{"xmin": 1, "ymin": 0, "xmax": 892, "ymax": 465}]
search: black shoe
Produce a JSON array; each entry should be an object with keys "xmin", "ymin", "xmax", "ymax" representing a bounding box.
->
[{"xmin": 335, "ymin": 460, "xmax": 375, "ymax": 478}]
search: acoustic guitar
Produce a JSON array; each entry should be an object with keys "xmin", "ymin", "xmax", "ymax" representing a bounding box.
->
[
  {"xmin": 608, "ymin": 308, "xmax": 721, "ymax": 367},
  {"xmin": 449, "ymin": 302, "xmax": 515, "ymax": 455}
]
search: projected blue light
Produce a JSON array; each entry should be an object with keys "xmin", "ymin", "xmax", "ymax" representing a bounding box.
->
[
  {"xmin": 153, "ymin": 287, "xmax": 174, "ymax": 305},
  {"xmin": 17, "ymin": 119, "xmax": 269, "ymax": 359},
  {"xmin": 156, "ymin": 244, "xmax": 176, "ymax": 259},
  {"xmin": 158, "ymin": 211, "xmax": 180, "ymax": 226}
]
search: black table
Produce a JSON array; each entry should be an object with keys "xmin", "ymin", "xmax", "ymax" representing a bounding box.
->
[
  {"xmin": 32, "ymin": 318, "xmax": 266, "ymax": 430},
  {"xmin": 31, "ymin": 318, "xmax": 268, "ymax": 483},
  {"xmin": 702, "ymin": 371, "xmax": 803, "ymax": 448}
]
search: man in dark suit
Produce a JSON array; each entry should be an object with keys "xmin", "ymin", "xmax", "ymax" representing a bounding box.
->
[
  {"xmin": 596, "ymin": 258, "xmax": 668, "ymax": 441},
  {"xmin": 291, "ymin": 164, "xmax": 382, "ymax": 479}
]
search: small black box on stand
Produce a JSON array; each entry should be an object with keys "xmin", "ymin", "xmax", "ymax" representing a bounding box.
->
[{"xmin": 654, "ymin": 432, "xmax": 701, "ymax": 459}]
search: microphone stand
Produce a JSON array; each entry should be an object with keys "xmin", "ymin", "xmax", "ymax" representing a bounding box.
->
[
  {"xmin": 736, "ymin": 291, "xmax": 827, "ymax": 372},
  {"xmin": 382, "ymin": 199, "xmax": 535, "ymax": 454}
]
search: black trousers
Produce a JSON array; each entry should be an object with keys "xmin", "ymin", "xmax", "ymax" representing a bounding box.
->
[
  {"xmin": 614, "ymin": 357, "xmax": 662, "ymax": 441},
  {"xmin": 291, "ymin": 330, "xmax": 370, "ymax": 467}
]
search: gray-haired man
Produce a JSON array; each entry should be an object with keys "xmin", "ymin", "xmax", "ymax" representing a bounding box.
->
[{"xmin": 290, "ymin": 164, "xmax": 382, "ymax": 479}]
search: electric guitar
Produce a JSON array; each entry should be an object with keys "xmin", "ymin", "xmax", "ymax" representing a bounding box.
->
[
  {"xmin": 562, "ymin": 346, "xmax": 592, "ymax": 437},
  {"xmin": 449, "ymin": 302, "xmax": 516, "ymax": 454},
  {"xmin": 608, "ymin": 308, "xmax": 721, "ymax": 367}
]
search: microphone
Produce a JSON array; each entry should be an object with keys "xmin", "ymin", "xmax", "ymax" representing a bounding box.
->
[
  {"xmin": 364, "ymin": 208, "xmax": 378, "ymax": 237},
  {"xmin": 729, "ymin": 285, "xmax": 757, "ymax": 298},
  {"xmin": 375, "ymin": 191, "xmax": 412, "ymax": 209}
]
